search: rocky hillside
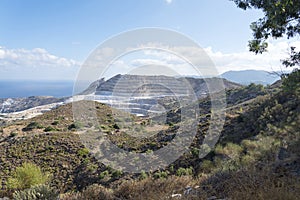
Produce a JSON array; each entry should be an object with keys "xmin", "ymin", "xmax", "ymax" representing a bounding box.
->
[
  {"xmin": 80, "ymin": 74, "xmax": 241, "ymax": 116},
  {"xmin": 82, "ymin": 74, "xmax": 241, "ymax": 97},
  {"xmin": 0, "ymin": 96, "xmax": 67, "ymax": 113},
  {"xmin": 0, "ymin": 70, "xmax": 299, "ymax": 199}
]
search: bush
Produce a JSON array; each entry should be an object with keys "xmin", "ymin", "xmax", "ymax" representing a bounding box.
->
[
  {"xmin": 153, "ymin": 171, "xmax": 168, "ymax": 179},
  {"xmin": 191, "ymin": 147, "xmax": 200, "ymax": 157},
  {"xmin": 22, "ymin": 122, "xmax": 43, "ymax": 131},
  {"xmin": 114, "ymin": 176, "xmax": 193, "ymax": 200},
  {"xmin": 7, "ymin": 162, "xmax": 49, "ymax": 190},
  {"xmin": 9, "ymin": 131, "xmax": 18, "ymax": 137},
  {"xmin": 44, "ymin": 126, "xmax": 56, "ymax": 132},
  {"xmin": 112, "ymin": 123, "xmax": 120, "ymax": 130},
  {"xmin": 51, "ymin": 120, "xmax": 59, "ymax": 125},
  {"xmin": 13, "ymin": 184, "xmax": 58, "ymax": 200},
  {"xmin": 61, "ymin": 184, "xmax": 114, "ymax": 200},
  {"xmin": 68, "ymin": 122, "xmax": 83, "ymax": 130},
  {"xmin": 200, "ymin": 160, "xmax": 214, "ymax": 173},
  {"xmin": 215, "ymin": 143, "xmax": 243, "ymax": 160},
  {"xmin": 241, "ymin": 136, "xmax": 280, "ymax": 160},
  {"xmin": 176, "ymin": 167, "xmax": 193, "ymax": 176},
  {"xmin": 99, "ymin": 170, "xmax": 110, "ymax": 180},
  {"xmin": 282, "ymin": 69, "xmax": 300, "ymax": 94},
  {"xmin": 111, "ymin": 170, "xmax": 123, "ymax": 178},
  {"xmin": 139, "ymin": 170, "xmax": 148, "ymax": 180},
  {"xmin": 198, "ymin": 167, "xmax": 300, "ymax": 200},
  {"xmin": 77, "ymin": 148, "xmax": 89, "ymax": 157}
]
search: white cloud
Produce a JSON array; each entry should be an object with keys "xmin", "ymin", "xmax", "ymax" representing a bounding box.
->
[
  {"xmin": 206, "ymin": 39, "xmax": 300, "ymax": 73},
  {"xmin": 3, "ymin": 39, "xmax": 296, "ymax": 80},
  {"xmin": 100, "ymin": 39, "xmax": 299, "ymax": 78},
  {"xmin": 165, "ymin": 0, "xmax": 172, "ymax": 4},
  {"xmin": 0, "ymin": 46, "xmax": 80, "ymax": 80}
]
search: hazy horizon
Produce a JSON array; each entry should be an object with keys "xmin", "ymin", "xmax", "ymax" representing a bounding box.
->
[{"xmin": 0, "ymin": 69, "xmax": 282, "ymax": 98}]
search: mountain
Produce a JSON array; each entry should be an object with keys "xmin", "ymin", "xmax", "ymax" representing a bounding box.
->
[
  {"xmin": 80, "ymin": 74, "xmax": 241, "ymax": 116},
  {"xmin": 221, "ymin": 70, "xmax": 281, "ymax": 85},
  {"xmin": 81, "ymin": 74, "xmax": 242, "ymax": 96}
]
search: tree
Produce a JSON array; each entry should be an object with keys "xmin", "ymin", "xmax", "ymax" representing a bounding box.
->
[
  {"xmin": 231, "ymin": 0, "xmax": 300, "ymax": 67},
  {"xmin": 282, "ymin": 68, "xmax": 300, "ymax": 94}
]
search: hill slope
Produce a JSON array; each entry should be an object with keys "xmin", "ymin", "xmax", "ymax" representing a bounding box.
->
[{"xmin": 0, "ymin": 71, "xmax": 299, "ymax": 199}]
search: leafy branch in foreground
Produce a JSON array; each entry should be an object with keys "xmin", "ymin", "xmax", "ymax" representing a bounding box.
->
[{"xmin": 232, "ymin": 0, "xmax": 300, "ymax": 67}]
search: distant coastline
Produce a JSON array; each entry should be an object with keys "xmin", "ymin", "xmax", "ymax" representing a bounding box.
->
[
  {"xmin": 0, "ymin": 80, "xmax": 74, "ymax": 98},
  {"xmin": 0, "ymin": 69, "xmax": 284, "ymax": 98}
]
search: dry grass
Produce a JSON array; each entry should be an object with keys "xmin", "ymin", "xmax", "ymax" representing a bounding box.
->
[
  {"xmin": 60, "ymin": 166, "xmax": 300, "ymax": 200},
  {"xmin": 114, "ymin": 176, "xmax": 195, "ymax": 200},
  {"xmin": 61, "ymin": 184, "xmax": 114, "ymax": 200},
  {"xmin": 193, "ymin": 167, "xmax": 300, "ymax": 200},
  {"xmin": 60, "ymin": 176, "xmax": 195, "ymax": 200}
]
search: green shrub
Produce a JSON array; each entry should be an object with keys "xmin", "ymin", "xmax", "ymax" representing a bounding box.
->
[
  {"xmin": 44, "ymin": 126, "xmax": 56, "ymax": 132},
  {"xmin": 168, "ymin": 122, "xmax": 174, "ymax": 127},
  {"xmin": 77, "ymin": 148, "xmax": 89, "ymax": 157},
  {"xmin": 145, "ymin": 149, "xmax": 153, "ymax": 154},
  {"xmin": 176, "ymin": 167, "xmax": 193, "ymax": 176},
  {"xmin": 99, "ymin": 170, "xmax": 110, "ymax": 180},
  {"xmin": 241, "ymin": 136, "xmax": 280, "ymax": 160},
  {"xmin": 7, "ymin": 162, "xmax": 49, "ymax": 190},
  {"xmin": 51, "ymin": 120, "xmax": 59, "ymax": 125},
  {"xmin": 68, "ymin": 122, "xmax": 83, "ymax": 130},
  {"xmin": 200, "ymin": 160, "xmax": 214, "ymax": 173},
  {"xmin": 13, "ymin": 184, "xmax": 58, "ymax": 200},
  {"xmin": 112, "ymin": 123, "xmax": 120, "ymax": 130},
  {"xmin": 22, "ymin": 122, "xmax": 43, "ymax": 131},
  {"xmin": 215, "ymin": 143, "xmax": 243, "ymax": 160},
  {"xmin": 9, "ymin": 131, "xmax": 18, "ymax": 137},
  {"xmin": 169, "ymin": 165, "xmax": 174, "ymax": 173},
  {"xmin": 241, "ymin": 154, "xmax": 256, "ymax": 166},
  {"xmin": 191, "ymin": 147, "xmax": 200, "ymax": 157},
  {"xmin": 153, "ymin": 171, "xmax": 168, "ymax": 179},
  {"xmin": 99, "ymin": 124, "xmax": 110, "ymax": 130},
  {"xmin": 139, "ymin": 170, "xmax": 148, "ymax": 180},
  {"xmin": 282, "ymin": 69, "xmax": 300, "ymax": 94},
  {"xmin": 112, "ymin": 170, "xmax": 123, "ymax": 178}
]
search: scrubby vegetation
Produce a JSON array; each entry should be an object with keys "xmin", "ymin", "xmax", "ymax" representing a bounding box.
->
[
  {"xmin": 13, "ymin": 184, "xmax": 58, "ymax": 200},
  {"xmin": 0, "ymin": 70, "xmax": 299, "ymax": 199},
  {"xmin": 6, "ymin": 162, "xmax": 49, "ymax": 190}
]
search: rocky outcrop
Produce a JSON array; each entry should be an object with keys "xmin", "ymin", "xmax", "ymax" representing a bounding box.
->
[{"xmin": 0, "ymin": 96, "xmax": 67, "ymax": 113}]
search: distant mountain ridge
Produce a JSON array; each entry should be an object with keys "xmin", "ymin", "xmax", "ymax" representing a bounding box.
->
[{"xmin": 221, "ymin": 70, "xmax": 281, "ymax": 85}]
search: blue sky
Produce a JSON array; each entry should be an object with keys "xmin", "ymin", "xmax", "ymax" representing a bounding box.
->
[{"xmin": 0, "ymin": 0, "xmax": 298, "ymax": 80}]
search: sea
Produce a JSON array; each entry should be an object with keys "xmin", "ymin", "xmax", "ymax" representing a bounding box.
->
[{"xmin": 0, "ymin": 80, "xmax": 75, "ymax": 98}]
